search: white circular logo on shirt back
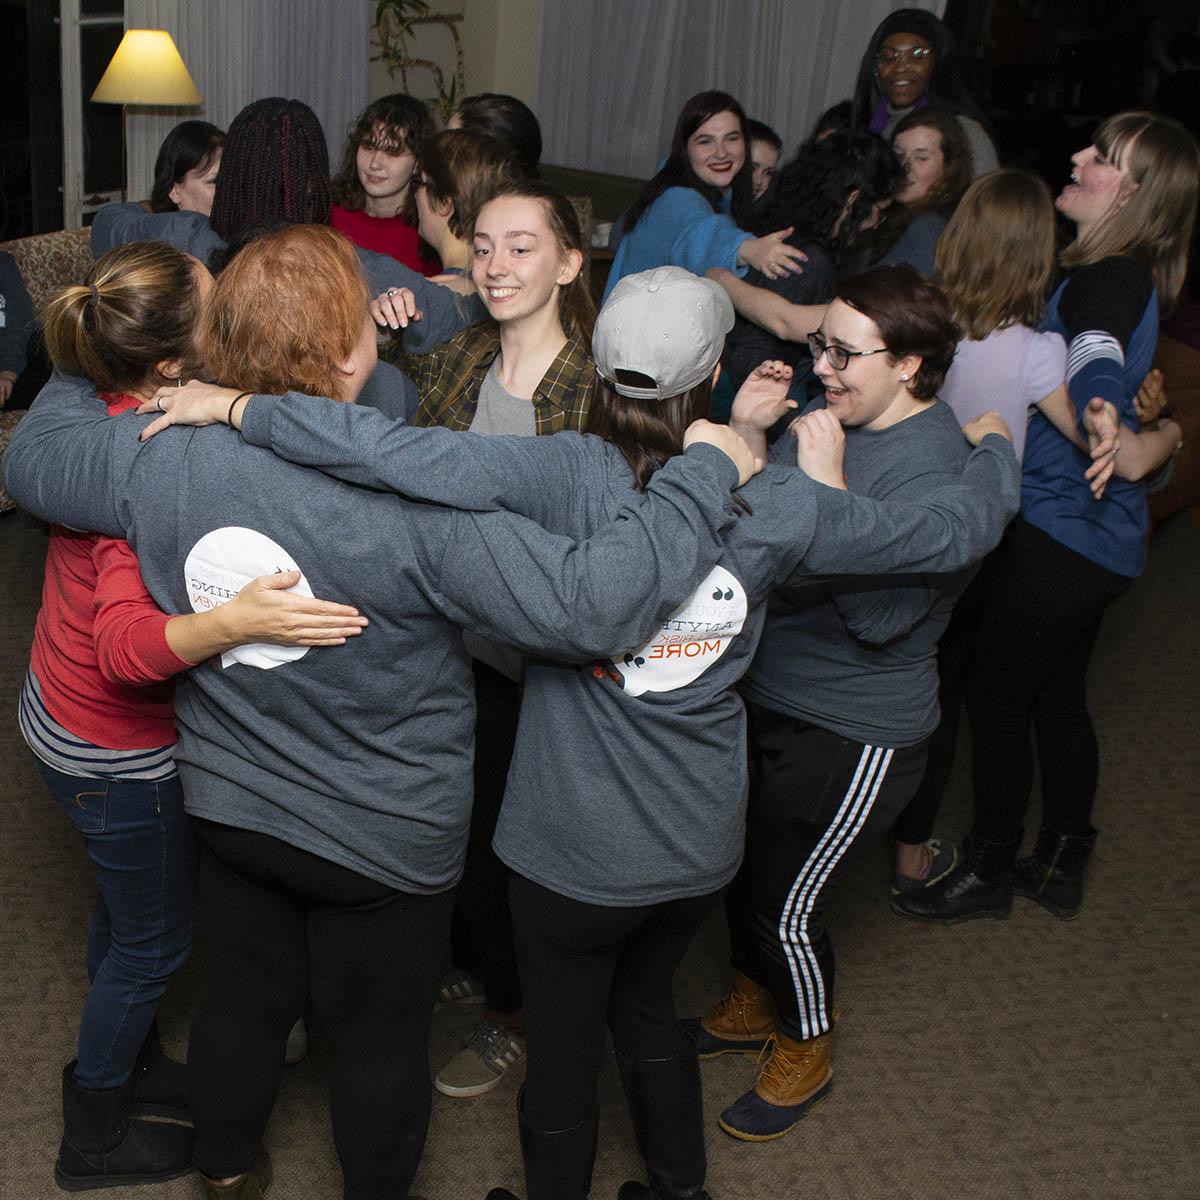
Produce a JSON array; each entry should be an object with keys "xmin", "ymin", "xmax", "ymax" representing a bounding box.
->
[
  {"xmin": 612, "ymin": 565, "xmax": 747, "ymax": 696},
  {"xmin": 183, "ymin": 527, "xmax": 314, "ymax": 670}
]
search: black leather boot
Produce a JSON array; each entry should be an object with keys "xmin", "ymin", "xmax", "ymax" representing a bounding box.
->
[
  {"xmin": 130, "ymin": 1020, "xmax": 190, "ymax": 1119},
  {"xmin": 55, "ymin": 1061, "xmax": 194, "ymax": 1191},
  {"xmin": 891, "ymin": 833, "xmax": 1021, "ymax": 924},
  {"xmin": 1012, "ymin": 825, "xmax": 1097, "ymax": 919},
  {"xmin": 615, "ymin": 1048, "xmax": 711, "ymax": 1200},
  {"xmin": 484, "ymin": 1086, "xmax": 597, "ymax": 1200}
]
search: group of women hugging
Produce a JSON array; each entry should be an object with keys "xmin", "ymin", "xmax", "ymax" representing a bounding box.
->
[{"xmin": 2, "ymin": 7, "xmax": 1196, "ymax": 1200}]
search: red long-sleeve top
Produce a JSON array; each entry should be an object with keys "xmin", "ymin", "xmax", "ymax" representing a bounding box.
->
[
  {"xmin": 28, "ymin": 393, "xmax": 193, "ymax": 749},
  {"xmin": 330, "ymin": 205, "xmax": 442, "ymax": 276}
]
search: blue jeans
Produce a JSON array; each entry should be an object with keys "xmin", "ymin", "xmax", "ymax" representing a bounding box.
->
[{"xmin": 37, "ymin": 760, "xmax": 199, "ymax": 1088}]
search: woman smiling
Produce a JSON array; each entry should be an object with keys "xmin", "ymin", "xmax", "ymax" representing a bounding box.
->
[{"xmin": 604, "ymin": 91, "xmax": 806, "ymax": 299}]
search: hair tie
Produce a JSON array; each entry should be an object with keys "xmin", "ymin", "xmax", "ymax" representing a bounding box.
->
[{"xmin": 87, "ymin": 283, "xmax": 100, "ymax": 304}]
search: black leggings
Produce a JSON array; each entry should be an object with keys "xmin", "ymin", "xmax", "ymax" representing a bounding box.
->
[
  {"xmin": 449, "ymin": 661, "xmax": 523, "ymax": 1014},
  {"xmin": 508, "ymin": 871, "xmax": 718, "ymax": 1131},
  {"xmin": 727, "ymin": 704, "xmax": 928, "ymax": 1040},
  {"xmin": 965, "ymin": 518, "xmax": 1130, "ymax": 842},
  {"xmin": 893, "ymin": 561, "xmax": 992, "ymax": 846},
  {"xmin": 188, "ymin": 820, "xmax": 454, "ymax": 1200}
]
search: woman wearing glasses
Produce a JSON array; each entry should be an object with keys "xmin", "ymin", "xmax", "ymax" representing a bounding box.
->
[
  {"xmin": 696, "ymin": 265, "xmax": 982, "ymax": 1143},
  {"xmin": 851, "ymin": 8, "xmax": 997, "ymax": 177}
]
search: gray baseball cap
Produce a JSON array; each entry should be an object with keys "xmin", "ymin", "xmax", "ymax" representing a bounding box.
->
[{"xmin": 593, "ymin": 266, "xmax": 735, "ymax": 401}]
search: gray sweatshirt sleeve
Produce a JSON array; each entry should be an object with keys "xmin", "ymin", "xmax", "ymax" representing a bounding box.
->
[
  {"xmin": 0, "ymin": 372, "xmax": 138, "ymax": 536},
  {"xmin": 0, "ymin": 252, "xmax": 34, "ymax": 377},
  {"xmin": 825, "ymin": 467, "xmax": 964, "ymax": 645},
  {"xmin": 790, "ymin": 434, "xmax": 1019, "ymax": 579},
  {"xmin": 239, "ymin": 391, "xmax": 587, "ymax": 524},
  {"xmin": 90, "ymin": 202, "xmax": 227, "ymax": 263},
  {"xmin": 427, "ymin": 443, "xmax": 741, "ymax": 658},
  {"xmin": 356, "ymin": 249, "xmax": 486, "ymax": 353}
]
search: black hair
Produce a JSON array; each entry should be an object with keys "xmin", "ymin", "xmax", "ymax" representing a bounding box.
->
[
  {"xmin": 753, "ymin": 130, "xmax": 904, "ymax": 264},
  {"xmin": 209, "ymin": 98, "xmax": 332, "ymax": 244},
  {"xmin": 808, "ymin": 100, "xmax": 854, "ymax": 142},
  {"xmin": 454, "ymin": 93, "xmax": 542, "ymax": 177},
  {"xmin": 850, "ymin": 8, "xmax": 985, "ymax": 128},
  {"xmin": 330, "ymin": 93, "xmax": 436, "ymax": 212},
  {"xmin": 626, "ymin": 90, "xmax": 754, "ymax": 233},
  {"xmin": 746, "ymin": 119, "xmax": 782, "ymax": 153},
  {"xmin": 149, "ymin": 120, "xmax": 225, "ymax": 212}
]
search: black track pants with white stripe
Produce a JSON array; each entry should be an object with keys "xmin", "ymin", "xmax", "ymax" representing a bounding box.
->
[{"xmin": 726, "ymin": 702, "xmax": 929, "ymax": 1040}]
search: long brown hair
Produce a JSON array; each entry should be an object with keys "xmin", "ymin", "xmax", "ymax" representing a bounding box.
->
[
  {"xmin": 1060, "ymin": 111, "xmax": 1200, "ymax": 309},
  {"xmin": 42, "ymin": 241, "xmax": 202, "ymax": 392},
  {"xmin": 469, "ymin": 179, "xmax": 596, "ymax": 342},
  {"xmin": 201, "ymin": 225, "xmax": 368, "ymax": 400},
  {"xmin": 936, "ymin": 169, "xmax": 1056, "ymax": 340},
  {"xmin": 586, "ymin": 374, "xmax": 713, "ymax": 490}
]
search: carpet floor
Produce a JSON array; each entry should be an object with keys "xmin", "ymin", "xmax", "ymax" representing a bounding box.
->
[{"xmin": 1, "ymin": 508, "xmax": 1197, "ymax": 1200}]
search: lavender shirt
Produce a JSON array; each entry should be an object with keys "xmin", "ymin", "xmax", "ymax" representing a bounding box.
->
[{"xmin": 940, "ymin": 324, "xmax": 1066, "ymax": 463}]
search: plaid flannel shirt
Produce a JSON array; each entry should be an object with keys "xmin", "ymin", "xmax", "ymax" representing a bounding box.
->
[{"xmin": 403, "ymin": 322, "xmax": 595, "ymax": 433}]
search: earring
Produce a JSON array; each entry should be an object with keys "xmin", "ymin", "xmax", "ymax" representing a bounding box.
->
[{"xmin": 900, "ymin": 373, "xmax": 909, "ymax": 380}]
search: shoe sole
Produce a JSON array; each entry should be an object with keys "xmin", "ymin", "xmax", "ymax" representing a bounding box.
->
[
  {"xmin": 434, "ymin": 1069, "xmax": 520, "ymax": 1098},
  {"xmin": 698, "ymin": 1043, "xmax": 768, "ymax": 1061},
  {"xmin": 717, "ymin": 1076, "xmax": 833, "ymax": 1142},
  {"xmin": 1011, "ymin": 890, "xmax": 1081, "ymax": 920},
  {"xmin": 890, "ymin": 900, "xmax": 1011, "ymax": 924},
  {"xmin": 54, "ymin": 1162, "xmax": 194, "ymax": 1192}
]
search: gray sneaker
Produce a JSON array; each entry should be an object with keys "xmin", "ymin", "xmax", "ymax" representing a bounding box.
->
[
  {"xmin": 435, "ymin": 967, "xmax": 486, "ymax": 1011},
  {"xmin": 434, "ymin": 1017, "xmax": 526, "ymax": 1097}
]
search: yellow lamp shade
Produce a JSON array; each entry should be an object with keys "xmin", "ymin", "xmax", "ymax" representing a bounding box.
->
[{"xmin": 91, "ymin": 29, "xmax": 202, "ymax": 106}]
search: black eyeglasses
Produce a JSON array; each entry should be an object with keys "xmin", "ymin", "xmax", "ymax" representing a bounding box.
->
[
  {"xmin": 807, "ymin": 332, "xmax": 889, "ymax": 371},
  {"xmin": 876, "ymin": 46, "xmax": 933, "ymax": 66}
]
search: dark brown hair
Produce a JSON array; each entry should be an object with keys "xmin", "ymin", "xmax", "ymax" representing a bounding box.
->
[
  {"xmin": 330, "ymin": 92, "xmax": 436, "ymax": 214},
  {"xmin": 420, "ymin": 129, "xmax": 518, "ymax": 240},
  {"xmin": 42, "ymin": 241, "xmax": 203, "ymax": 392},
  {"xmin": 626, "ymin": 91, "xmax": 755, "ymax": 232},
  {"xmin": 149, "ymin": 120, "xmax": 224, "ymax": 212},
  {"xmin": 837, "ymin": 264, "xmax": 961, "ymax": 398},
  {"xmin": 454, "ymin": 93, "xmax": 542, "ymax": 177},
  {"xmin": 586, "ymin": 374, "xmax": 713, "ymax": 490}
]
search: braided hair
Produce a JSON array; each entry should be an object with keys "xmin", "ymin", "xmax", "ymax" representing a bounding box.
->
[{"xmin": 210, "ymin": 98, "xmax": 332, "ymax": 243}]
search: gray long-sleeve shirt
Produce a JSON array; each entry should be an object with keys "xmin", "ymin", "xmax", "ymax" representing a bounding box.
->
[
  {"xmin": 747, "ymin": 401, "xmax": 976, "ymax": 748},
  {"xmin": 226, "ymin": 392, "xmax": 1019, "ymax": 904},
  {"xmin": 2, "ymin": 373, "xmax": 741, "ymax": 894},
  {"xmin": 88, "ymin": 203, "xmax": 484, "ymax": 354}
]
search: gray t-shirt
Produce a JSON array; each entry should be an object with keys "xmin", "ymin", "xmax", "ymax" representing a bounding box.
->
[
  {"xmin": 4, "ymin": 374, "xmax": 744, "ymax": 895},
  {"xmin": 744, "ymin": 400, "xmax": 975, "ymax": 748},
  {"xmin": 220, "ymin": 394, "xmax": 1020, "ymax": 905},
  {"xmin": 469, "ymin": 361, "xmax": 536, "ymax": 436}
]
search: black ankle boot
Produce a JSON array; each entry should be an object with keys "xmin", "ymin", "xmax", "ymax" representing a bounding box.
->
[
  {"xmin": 891, "ymin": 833, "xmax": 1021, "ymax": 924},
  {"xmin": 484, "ymin": 1086, "xmax": 597, "ymax": 1200},
  {"xmin": 1012, "ymin": 825, "xmax": 1097, "ymax": 919},
  {"xmin": 130, "ymin": 1020, "xmax": 190, "ymax": 1119},
  {"xmin": 55, "ymin": 1061, "xmax": 194, "ymax": 1191},
  {"xmin": 615, "ymin": 1048, "xmax": 710, "ymax": 1200}
]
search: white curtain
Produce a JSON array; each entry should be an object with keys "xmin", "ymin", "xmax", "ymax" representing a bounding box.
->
[
  {"xmin": 534, "ymin": 0, "xmax": 945, "ymax": 178},
  {"xmin": 124, "ymin": 0, "xmax": 369, "ymax": 202}
]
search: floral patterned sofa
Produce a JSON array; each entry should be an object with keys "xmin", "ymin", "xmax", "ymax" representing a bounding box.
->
[{"xmin": 0, "ymin": 227, "xmax": 92, "ymax": 513}]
